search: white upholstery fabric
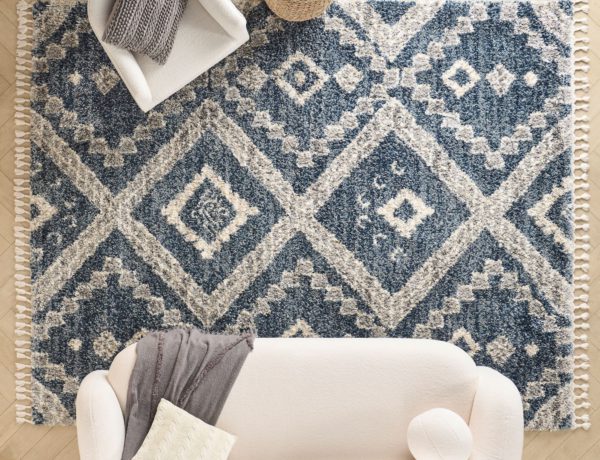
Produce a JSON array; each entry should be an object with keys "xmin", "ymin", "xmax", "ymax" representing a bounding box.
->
[
  {"xmin": 87, "ymin": 0, "xmax": 249, "ymax": 111},
  {"xmin": 76, "ymin": 338, "xmax": 524, "ymax": 460},
  {"xmin": 469, "ymin": 367, "xmax": 524, "ymax": 460},
  {"xmin": 132, "ymin": 399, "xmax": 236, "ymax": 460},
  {"xmin": 76, "ymin": 370, "xmax": 126, "ymax": 460},
  {"xmin": 108, "ymin": 342, "xmax": 137, "ymax": 413},
  {"xmin": 220, "ymin": 338, "xmax": 478, "ymax": 460},
  {"xmin": 407, "ymin": 408, "xmax": 473, "ymax": 460}
]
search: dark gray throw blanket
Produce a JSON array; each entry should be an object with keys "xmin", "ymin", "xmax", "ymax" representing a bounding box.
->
[
  {"xmin": 122, "ymin": 329, "xmax": 254, "ymax": 460},
  {"xmin": 103, "ymin": 0, "xmax": 188, "ymax": 65}
]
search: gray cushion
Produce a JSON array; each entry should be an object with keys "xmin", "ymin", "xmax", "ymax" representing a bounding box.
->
[{"xmin": 103, "ymin": 0, "xmax": 188, "ymax": 65}]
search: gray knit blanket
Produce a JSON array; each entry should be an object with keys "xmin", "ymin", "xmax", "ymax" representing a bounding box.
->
[
  {"xmin": 103, "ymin": 0, "xmax": 188, "ymax": 64},
  {"xmin": 121, "ymin": 329, "xmax": 254, "ymax": 460}
]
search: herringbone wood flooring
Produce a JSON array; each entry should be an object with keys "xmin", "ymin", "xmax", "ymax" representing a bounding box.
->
[{"xmin": 0, "ymin": 1, "xmax": 598, "ymax": 458}]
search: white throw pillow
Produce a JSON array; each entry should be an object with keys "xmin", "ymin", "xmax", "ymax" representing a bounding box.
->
[
  {"xmin": 407, "ymin": 408, "xmax": 473, "ymax": 460},
  {"xmin": 132, "ymin": 399, "xmax": 236, "ymax": 460}
]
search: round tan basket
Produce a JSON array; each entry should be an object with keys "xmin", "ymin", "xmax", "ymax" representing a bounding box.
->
[{"xmin": 265, "ymin": 0, "xmax": 333, "ymax": 22}]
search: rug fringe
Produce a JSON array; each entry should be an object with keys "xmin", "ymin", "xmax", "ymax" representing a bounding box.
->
[
  {"xmin": 14, "ymin": 0, "xmax": 34, "ymax": 425},
  {"xmin": 572, "ymin": 0, "xmax": 590, "ymax": 431}
]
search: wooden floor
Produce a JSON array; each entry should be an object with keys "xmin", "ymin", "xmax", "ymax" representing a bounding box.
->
[{"xmin": 0, "ymin": 1, "xmax": 598, "ymax": 459}]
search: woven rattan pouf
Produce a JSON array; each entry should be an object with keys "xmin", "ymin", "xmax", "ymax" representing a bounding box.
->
[{"xmin": 265, "ymin": 0, "xmax": 333, "ymax": 21}]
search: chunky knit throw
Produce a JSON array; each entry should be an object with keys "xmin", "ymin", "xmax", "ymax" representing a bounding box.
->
[
  {"xmin": 122, "ymin": 330, "xmax": 254, "ymax": 460},
  {"xmin": 103, "ymin": 0, "xmax": 188, "ymax": 64}
]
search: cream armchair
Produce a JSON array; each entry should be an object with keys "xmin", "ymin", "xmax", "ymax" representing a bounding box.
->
[
  {"xmin": 87, "ymin": 0, "xmax": 249, "ymax": 112},
  {"xmin": 76, "ymin": 338, "xmax": 524, "ymax": 460}
]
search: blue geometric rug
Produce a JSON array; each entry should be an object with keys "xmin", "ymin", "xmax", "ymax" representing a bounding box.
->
[{"xmin": 15, "ymin": 0, "xmax": 590, "ymax": 429}]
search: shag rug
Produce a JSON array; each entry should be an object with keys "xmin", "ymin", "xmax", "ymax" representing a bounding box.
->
[{"xmin": 15, "ymin": 0, "xmax": 590, "ymax": 429}]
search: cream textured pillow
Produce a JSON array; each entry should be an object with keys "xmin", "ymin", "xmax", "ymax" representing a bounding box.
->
[
  {"xmin": 407, "ymin": 408, "xmax": 473, "ymax": 460},
  {"xmin": 132, "ymin": 399, "xmax": 236, "ymax": 460}
]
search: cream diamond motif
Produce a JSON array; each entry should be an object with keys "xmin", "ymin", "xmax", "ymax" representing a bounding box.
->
[
  {"xmin": 273, "ymin": 52, "xmax": 329, "ymax": 106},
  {"xmin": 486, "ymin": 335, "xmax": 515, "ymax": 364},
  {"xmin": 161, "ymin": 165, "xmax": 259, "ymax": 259},
  {"xmin": 236, "ymin": 64, "xmax": 268, "ymax": 92},
  {"xmin": 92, "ymin": 65, "xmax": 120, "ymax": 95},
  {"xmin": 334, "ymin": 64, "xmax": 363, "ymax": 93},
  {"xmin": 485, "ymin": 63, "xmax": 516, "ymax": 96},
  {"xmin": 442, "ymin": 59, "xmax": 481, "ymax": 98},
  {"xmin": 377, "ymin": 189, "xmax": 434, "ymax": 239}
]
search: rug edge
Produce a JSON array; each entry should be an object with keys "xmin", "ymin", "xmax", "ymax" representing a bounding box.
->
[
  {"xmin": 14, "ymin": 0, "xmax": 35, "ymax": 425},
  {"xmin": 572, "ymin": 0, "xmax": 591, "ymax": 431}
]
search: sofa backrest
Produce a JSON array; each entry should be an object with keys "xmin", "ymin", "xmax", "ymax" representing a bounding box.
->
[
  {"xmin": 109, "ymin": 338, "xmax": 479, "ymax": 460},
  {"xmin": 223, "ymin": 338, "xmax": 478, "ymax": 460}
]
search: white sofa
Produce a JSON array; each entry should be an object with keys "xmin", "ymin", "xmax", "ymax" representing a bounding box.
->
[
  {"xmin": 87, "ymin": 0, "xmax": 249, "ymax": 112},
  {"xmin": 76, "ymin": 338, "xmax": 524, "ymax": 460}
]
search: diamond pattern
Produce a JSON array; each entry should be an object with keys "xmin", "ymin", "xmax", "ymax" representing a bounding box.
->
[
  {"xmin": 273, "ymin": 52, "xmax": 330, "ymax": 106},
  {"xmin": 24, "ymin": 0, "xmax": 580, "ymax": 431},
  {"xmin": 377, "ymin": 188, "xmax": 435, "ymax": 238},
  {"xmin": 335, "ymin": 64, "xmax": 363, "ymax": 92},
  {"xmin": 397, "ymin": 2, "xmax": 570, "ymax": 187},
  {"xmin": 485, "ymin": 63, "xmax": 516, "ymax": 96},
  {"xmin": 162, "ymin": 166, "xmax": 259, "ymax": 259},
  {"xmin": 442, "ymin": 58, "xmax": 481, "ymax": 98}
]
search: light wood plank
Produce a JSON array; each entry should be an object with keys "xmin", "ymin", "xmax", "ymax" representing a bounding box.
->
[
  {"xmin": 524, "ymin": 431, "xmax": 572, "ymax": 460},
  {"xmin": 0, "ymin": 405, "xmax": 23, "ymax": 451},
  {"xmin": 0, "ymin": 392, "xmax": 10, "ymax": 418},
  {"xmin": 22, "ymin": 426, "xmax": 78, "ymax": 460},
  {"xmin": 0, "ymin": 234, "xmax": 9, "ymax": 257},
  {"xmin": 0, "ymin": 76, "xmax": 9, "ymax": 98},
  {"xmin": 0, "ymin": 204, "xmax": 15, "ymax": 244},
  {"xmin": 0, "ymin": 10, "xmax": 16, "ymax": 58},
  {"xmin": 0, "ymin": 421, "xmax": 52, "ymax": 459},
  {"xmin": 0, "ymin": 306, "xmax": 16, "ymax": 341},
  {"xmin": 0, "ymin": 361, "xmax": 15, "ymax": 406},
  {"xmin": 548, "ymin": 410, "xmax": 600, "ymax": 459},
  {"xmin": 0, "ymin": 329, "xmax": 15, "ymax": 374},
  {"xmin": 0, "ymin": 118, "xmax": 16, "ymax": 160},
  {"xmin": 580, "ymin": 439, "xmax": 600, "ymax": 460},
  {"xmin": 0, "ymin": 3, "xmax": 18, "ymax": 27},
  {"xmin": 0, "ymin": 43, "xmax": 15, "ymax": 85},
  {"xmin": 0, "ymin": 244, "xmax": 14, "ymax": 289},
  {"xmin": 0, "ymin": 171, "xmax": 14, "ymax": 213},
  {"xmin": 54, "ymin": 437, "xmax": 80, "ymax": 460},
  {"xmin": 0, "ymin": 277, "xmax": 15, "ymax": 323}
]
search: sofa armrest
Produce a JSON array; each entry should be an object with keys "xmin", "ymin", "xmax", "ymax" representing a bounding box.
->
[
  {"xmin": 469, "ymin": 367, "xmax": 524, "ymax": 460},
  {"xmin": 101, "ymin": 45, "xmax": 153, "ymax": 106},
  {"xmin": 198, "ymin": 0, "xmax": 249, "ymax": 42},
  {"xmin": 87, "ymin": 0, "xmax": 153, "ymax": 109},
  {"xmin": 76, "ymin": 370, "xmax": 126, "ymax": 460}
]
